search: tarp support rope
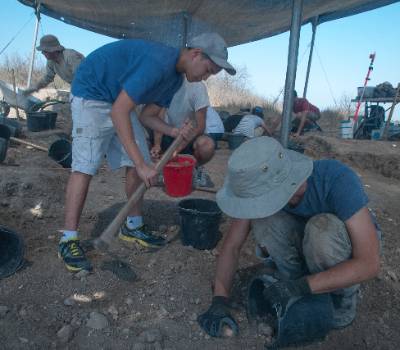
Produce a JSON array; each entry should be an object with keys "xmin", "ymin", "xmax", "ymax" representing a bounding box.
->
[
  {"xmin": 27, "ymin": 1, "xmax": 41, "ymax": 88},
  {"xmin": 280, "ymin": 0, "xmax": 304, "ymax": 148},
  {"xmin": 0, "ymin": 14, "xmax": 34, "ymax": 57}
]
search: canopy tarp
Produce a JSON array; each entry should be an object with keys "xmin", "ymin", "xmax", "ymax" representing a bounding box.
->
[{"xmin": 18, "ymin": 0, "xmax": 399, "ymax": 47}]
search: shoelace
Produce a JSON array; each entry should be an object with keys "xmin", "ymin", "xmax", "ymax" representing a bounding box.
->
[{"xmin": 68, "ymin": 242, "xmax": 83, "ymax": 257}]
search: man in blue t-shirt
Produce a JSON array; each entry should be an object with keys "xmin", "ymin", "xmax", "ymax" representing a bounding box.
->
[
  {"xmin": 59, "ymin": 33, "xmax": 236, "ymax": 272},
  {"xmin": 198, "ymin": 137, "xmax": 380, "ymax": 341}
]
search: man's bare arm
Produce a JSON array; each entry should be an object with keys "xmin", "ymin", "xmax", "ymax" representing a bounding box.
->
[
  {"xmin": 307, "ymin": 207, "xmax": 380, "ymax": 293},
  {"xmin": 214, "ymin": 219, "xmax": 251, "ymax": 297},
  {"xmin": 111, "ymin": 90, "xmax": 158, "ymax": 187},
  {"xmin": 139, "ymin": 104, "xmax": 179, "ymax": 138}
]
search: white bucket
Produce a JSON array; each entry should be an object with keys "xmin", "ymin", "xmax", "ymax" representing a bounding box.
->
[{"xmin": 340, "ymin": 120, "xmax": 354, "ymax": 139}]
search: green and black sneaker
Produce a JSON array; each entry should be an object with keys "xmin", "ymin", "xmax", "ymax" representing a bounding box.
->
[
  {"xmin": 58, "ymin": 238, "xmax": 92, "ymax": 272},
  {"xmin": 119, "ymin": 223, "xmax": 166, "ymax": 248}
]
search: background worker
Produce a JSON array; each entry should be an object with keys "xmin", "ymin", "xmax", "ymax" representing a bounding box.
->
[
  {"xmin": 232, "ymin": 106, "xmax": 272, "ymax": 138},
  {"xmin": 198, "ymin": 136, "xmax": 380, "ymax": 338},
  {"xmin": 205, "ymin": 106, "xmax": 225, "ymax": 148},
  {"xmin": 23, "ymin": 35, "xmax": 84, "ymax": 95},
  {"xmin": 59, "ymin": 33, "xmax": 236, "ymax": 272},
  {"xmin": 150, "ymin": 78, "xmax": 217, "ymax": 187},
  {"xmin": 291, "ymin": 90, "xmax": 321, "ymax": 137}
]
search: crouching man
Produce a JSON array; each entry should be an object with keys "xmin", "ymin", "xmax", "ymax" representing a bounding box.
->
[{"xmin": 198, "ymin": 136, "xmax": 380, "ymax": 337}]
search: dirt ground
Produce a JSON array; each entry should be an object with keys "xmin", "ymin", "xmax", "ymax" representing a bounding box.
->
[{"xmin": 1, "ymin": 96, "xmax": 399, "ymax": 350}]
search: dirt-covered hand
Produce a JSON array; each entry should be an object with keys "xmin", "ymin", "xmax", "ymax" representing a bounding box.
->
[
  {"xmin": 263, "ymin": 277, "xmax": 311, "ymax": 315},
  {"xmin": 197, "ymin": 296, "xmax": 239, "ymax": 337},
  {"xmin": 179, "ymin": 119, "xmax": 196, "ymax": 142},
  {"xmin": 136, "ymin": 163, "xmax": 157, "ymax": 188}
]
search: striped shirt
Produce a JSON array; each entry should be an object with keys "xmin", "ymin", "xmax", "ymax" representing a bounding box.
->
[{"xmin": 233, "ymin": 114, "xmax": 264, "ymax": 138}]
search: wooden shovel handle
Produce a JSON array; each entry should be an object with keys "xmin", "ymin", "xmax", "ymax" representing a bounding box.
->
[
  {"xmin": 94, "ymin": 134, "xmax": 184, "ymax": 250},
  {"xmin": 10, "ymin": 137, "xmax": 48, "ymax": 152}
]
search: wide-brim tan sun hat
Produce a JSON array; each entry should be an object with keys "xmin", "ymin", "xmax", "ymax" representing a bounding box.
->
[
  {"xmin": 36, "ymin": 34, "xmax": 64, "ymax": 52},
  {"xmin": 216, "ymin": 136, "xmax": 313, "ymax": 219}
]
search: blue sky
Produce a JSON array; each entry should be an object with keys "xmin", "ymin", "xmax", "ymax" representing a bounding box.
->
[{"xmin": 1, "ymin": 0, "xmax": 399, "ymax": 112}]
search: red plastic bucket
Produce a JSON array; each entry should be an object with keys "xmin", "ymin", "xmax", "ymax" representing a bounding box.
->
[{"xmin": 163, "ymin": 155, "xmax": 196, "ymax": 197}]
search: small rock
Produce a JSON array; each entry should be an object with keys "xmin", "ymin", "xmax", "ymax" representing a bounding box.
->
[
  {"xmin": 258, "ymin": 323, "xmax": 274, "ymax": 337},
  {"xmin": 75, "ymin": 270, "xmax": 90, "ymax": 279},
  {"xmin": 168, "ymin": 225, "xmax": 179, "ymax": 233},
  {"xmin": 0, "ymin": 200, "xmax": 9, "ymax": 207},
  {"xmin": 121, "ymin": 328, "xmax": 130, "ymax": 335},
  {"xmin": 189, "ymin": 313, "xmax": 197, "ymax": 321},
  {"xmin": 86, "ymin": 311, "xmax": 109, "ymax": 330},
  {"xmin": 221, "ymin": 325, "xmax": 234, "ymax": 338},
  {"xmin": 107, "ymin": 305, "xmax": 119, "ymax": 320},
  {"xmin": 125, "ymin": 297, "xmax": 134, "ymax": 305},
  {"xmin": 19, "ymin": 337, "xmax": 29, "ymax": 343},
  {"xmin": 22, "ymin": 182, "xmax": 33, "ymax": 190},
  {"xmin": 387, "ymin": 270, "xmax": 398, "ymax": 282},
  {"xmin": 57, "ymin": 325, "xmax": 74, "ymax": 343},
  {"xmin": 194, "ymin": 298, "xmax": 200, "ymax": 305},
  {"xmin": 70, "ymin": 315, "xmax": 82, "ymax": 327},
  {"xmin": 159, "ymin": 225, "xmax": 168, "ymax": 233},
  {"xmin": 131, "ymin": 343, "xmax": 146, "ymax": 350},
  {"xmin": 63, "ymin": 298, "xmax": 76, "ymax": 306},
  {"xmin": 264, "ymin": 335, "xmax": 274, "ymax": 346},
  {"xmin": 153, "ymin": 341, "xmax": 163, "ymax": 350},
  {"xmin": 0, "ymin": 305, "xmax": 9, "ymax": 318},
  {"xmin": 138, "ymin": 328, "xmax": 163, "ymax": 343},
  {"xmin": 211, "ymin": 248, "xmax": 219, "ymax": 256},
  {"xmin": 19, "ymin": 308, "xmax": 27, "ymax": 317}
]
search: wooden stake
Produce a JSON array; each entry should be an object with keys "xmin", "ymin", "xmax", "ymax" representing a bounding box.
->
[
  {"xmin": 11, "ymin": 69, "xmax": 21, "ymax": 121},
  {"xmin": 10, "ymin": 137, "xmax": 48, "ymax": 152}
]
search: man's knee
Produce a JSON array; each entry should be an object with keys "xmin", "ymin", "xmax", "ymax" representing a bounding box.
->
[
  {"xmin": 303, "ymin": 214, "xmax": 352, "ymax": 273},
  {"xmin": 193, "ymin": 135, "xmax": 215, "ymax": 164},
  {"xmin": 253, "ymin": 211, "xmax": 305, "ymax": 252}
]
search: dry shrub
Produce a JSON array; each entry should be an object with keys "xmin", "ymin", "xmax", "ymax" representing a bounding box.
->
[
  {"xmin": 0, "ymin": 52, "xmax": 69, "ymax": 89},
  {"xmin": 206, "ymin": 65, "xmax": 281, "ymax": 127}
]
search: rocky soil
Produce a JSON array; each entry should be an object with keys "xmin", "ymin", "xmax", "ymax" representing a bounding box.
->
[{"xmin": 0, "ymin": 97, "xmax": 399, "ymax": 350}]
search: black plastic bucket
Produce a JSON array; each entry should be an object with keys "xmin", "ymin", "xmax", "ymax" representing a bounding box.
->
[
  {"xmin": 0, "ymin": 116, "xmax": 21, "ymax": 137},
  {"xmin": 26, "ymin": 110, "xmax": 57, "ymax": 132},
  {"xmin": 227, "ymin": 133, "xmax": 246, "ymax": 150},
  {"xmin": 0, "ymin": 124, "xmax": 11, "ymax": 163},
  {"xmin": 247, "ymin": 275, "xmax": 333, "ymax": 349},
  {"xmin": 178, "ymin": 198, "xmax": 222, "ymax": 250},
  {"xmin": 48, "ymin": 139, "xmax": 72, "ymax": 168},
  {"xmin": 0, "ymin": 226, "xmax": 25, "ymax": 279}
]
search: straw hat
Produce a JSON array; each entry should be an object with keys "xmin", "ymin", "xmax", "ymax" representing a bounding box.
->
[
  {"xmin": 216, "ymin": 136, "xmax": 313, "ymax": 219},
  {"xmin": 36, "ymin": 35, "xmax": 64, "ymax": 52}
]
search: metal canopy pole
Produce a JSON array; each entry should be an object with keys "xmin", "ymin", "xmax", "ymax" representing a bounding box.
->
[
  {"xmin": 27, "ymin": 2, "xmax": 41, "ymax": 88},
  {"xmin": 182, "ymin": 12, "xmax": 189, "ymax": 47},
  {"xmin": 280, "ymin": 0, "xmax": 304, "ymax": 148},
  {"xmin": 303, "ymin": 17, "xmax": 318, "ymax": 98}
]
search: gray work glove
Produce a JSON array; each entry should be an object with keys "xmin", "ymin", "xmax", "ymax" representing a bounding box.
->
[
  {"xmin": 197, "ymin": 296, "xmax": 239, "ymax": 337},
  {"xmin": 263, "ymin": 277, "xmax": 312, "ymax": 316}
]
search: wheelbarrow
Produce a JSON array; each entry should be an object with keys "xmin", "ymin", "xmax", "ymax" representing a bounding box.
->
[{"xmin": 0, "ymin": 79, "xmax": 66, "ymax": 133}]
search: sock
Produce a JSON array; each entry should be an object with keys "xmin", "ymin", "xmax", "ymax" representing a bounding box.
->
[
  {"xmin": 126, "ymin": 216, "xmax": 143, "ymax": 230},
  {"xmin": 60, "ymin": 230, "xmax": 78, "ymax": 243}
]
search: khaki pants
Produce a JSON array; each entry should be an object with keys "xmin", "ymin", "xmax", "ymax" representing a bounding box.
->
[{"xmin": 251, "ymin": 211, "xmax": 359, "ymax": 328}]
